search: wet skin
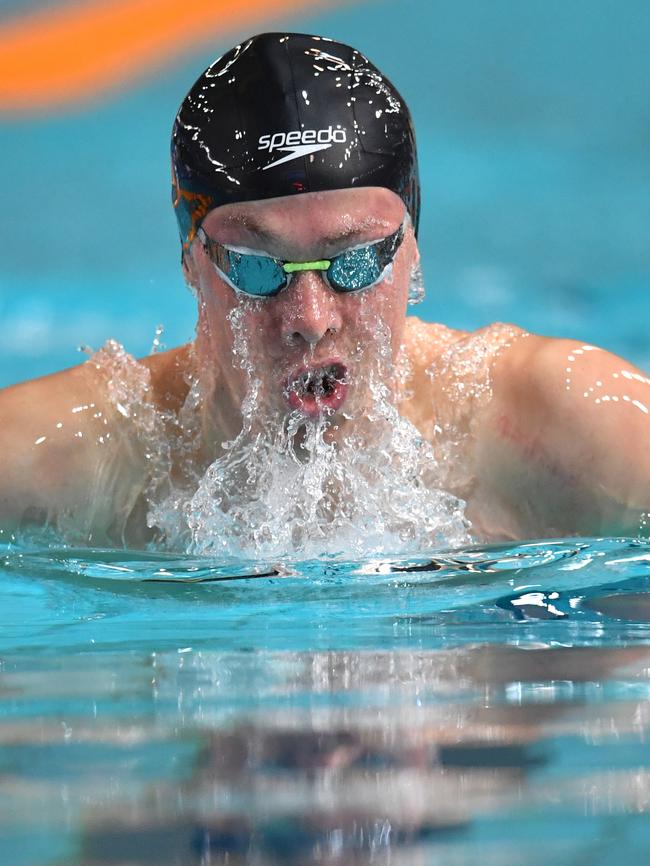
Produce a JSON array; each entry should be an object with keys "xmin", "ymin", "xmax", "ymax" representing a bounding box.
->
[{"xmin": 0, "ymin": 187, "xmax": 649, "ymax": 546}]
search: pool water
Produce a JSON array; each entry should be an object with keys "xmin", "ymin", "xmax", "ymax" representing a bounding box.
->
[
  {"xmin": 2, "ymin": 536, "xmax": 650, "ymax": 865},
  {"xmin": 2, "ymin": 1, "xmax": 650, "ymax": 863}
]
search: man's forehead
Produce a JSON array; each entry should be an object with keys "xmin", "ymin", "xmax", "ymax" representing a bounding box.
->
[{"xmin": 202, "ymin": 187, "xmax": 405, "ymax": 244}]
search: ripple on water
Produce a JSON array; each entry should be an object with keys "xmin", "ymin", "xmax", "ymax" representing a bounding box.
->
[{"xmin": 2, "ymin": 537, "xmax": 650, "ymax": 865}]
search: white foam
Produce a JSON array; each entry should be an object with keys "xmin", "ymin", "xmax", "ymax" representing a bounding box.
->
[{"xmin": 148, "ymin": 301, "xmax": 469, "ymax": 560}]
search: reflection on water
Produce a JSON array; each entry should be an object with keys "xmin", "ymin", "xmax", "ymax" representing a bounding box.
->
[
  {"xmin": 3, "ymin": 645, "xmax": 650, "ymax": 866},
  {"xmin": 2, "ymin": 538, "xmax": 650, "ymax": 865}
]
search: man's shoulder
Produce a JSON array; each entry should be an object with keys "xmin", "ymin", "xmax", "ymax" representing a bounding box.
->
[
  {"xmin": 140, "ymin": 343, "xmax": 194, "ymax": 414},
  {"xmin": 399, "ymin": 319, "xmax": 533, "ymax": 435},
  {"xmin": 0, "ymin": 360, "xmax": 102, "ymax": 419},
  {"xmin": 491, "ymin": 332, "xmax": 650, "ymax": 413},
  {"xmin": 0, "ymin": 342, "xmax": 189, "ymax": 428},
  {"xmin": 0, "ymin": 360, "xmax": 115, "ymax": 533},
  {"xmin": 0, "ymin": 345, "xmax": 179, "ymax": 543},
  {"xmin": 402, "ymin": 316, "xmax": 464, "ymax": 368},
  {"xmin": 402, "ymin": 317, "xmax": 529, "ymax": 379}
]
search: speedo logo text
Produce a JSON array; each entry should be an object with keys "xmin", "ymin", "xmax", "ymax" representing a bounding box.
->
[
  {"xmin": 258, "ymin": 126, "xmax": 347, "ymax": 170},
  {"xmin": 258, "ymin": 126, "xmax": 346, "ymax": 151}
]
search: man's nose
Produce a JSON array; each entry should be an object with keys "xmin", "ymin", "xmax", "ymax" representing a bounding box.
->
[{"xmin": 279, "ymin": 272, "xmax": 342, "ymax": 346}]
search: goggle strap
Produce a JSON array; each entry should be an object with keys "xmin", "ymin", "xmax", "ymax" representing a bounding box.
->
[{"xmin": 283, "ymin": 260, "xmax": 331, "ymax": 273}]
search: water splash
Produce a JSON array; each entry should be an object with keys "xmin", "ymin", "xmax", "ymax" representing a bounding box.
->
[
  {"xmin": 407, "ymin": 259, "xmax": 425, "ymax": 305},
  {"xmin": 150, "ymin": 323, "xmax": 165, "ymax": 354},
  {"xmin": 423, "ymin": 322, "xmax": 529, "ymax": 495},
  {"xmin": 138, "ymin": 296, "xmax": 471, "ymax": 559},
  {"xmin": 180, "ymin": 406, "xmax": 469, "ymax": 560}
]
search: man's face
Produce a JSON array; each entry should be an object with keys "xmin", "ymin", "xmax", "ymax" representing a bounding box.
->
[{"xmin": 184, "ymin": 187, "xmax": 415, "ymax": 425}]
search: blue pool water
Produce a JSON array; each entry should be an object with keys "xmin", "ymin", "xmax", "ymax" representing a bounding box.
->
[{"xmin": 2, "ymin": 537, "xmax": 650, "ymax": 865}]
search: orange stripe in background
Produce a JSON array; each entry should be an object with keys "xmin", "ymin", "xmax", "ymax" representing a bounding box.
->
[{"xmin": 0, "ymin": 0, "xmax": 347, "ymax": 114}]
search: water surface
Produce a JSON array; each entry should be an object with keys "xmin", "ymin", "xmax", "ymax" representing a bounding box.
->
[{"xmin": 2, "ymin": 537, "xmax": 650, "ymax": 865}]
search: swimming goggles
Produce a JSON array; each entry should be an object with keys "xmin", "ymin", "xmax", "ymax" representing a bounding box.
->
[{"xmin": 197, "ymin": 222, "xmax": 405, "ymax": 297}]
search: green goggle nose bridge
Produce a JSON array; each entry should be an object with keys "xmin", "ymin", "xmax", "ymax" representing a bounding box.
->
[
  {"xmin": 283, "ymin": 260, "xmax": 330, "ymax": 274},
  {"xmin": 197, "ymin": 223, "xmax": 404, "ymax": 297}
]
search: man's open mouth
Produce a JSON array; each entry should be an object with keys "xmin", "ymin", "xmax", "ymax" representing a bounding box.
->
[{"xmin": 284, "ymin": 362, "xmax": 349, "ymax": 417}]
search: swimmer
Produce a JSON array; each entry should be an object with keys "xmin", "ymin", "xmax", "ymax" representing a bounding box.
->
[{"xmin": 0, "ymin": 32, "xmax": 649, "ymax": 549}]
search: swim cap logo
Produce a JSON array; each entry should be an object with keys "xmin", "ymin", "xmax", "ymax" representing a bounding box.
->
[{"xmin": 259, "ymin": 127, "xmax": 346, "ymax": 170}]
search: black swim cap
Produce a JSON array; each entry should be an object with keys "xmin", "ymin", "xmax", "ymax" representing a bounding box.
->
[{"xmin": 171, "ymin": 32, "xmax": 420, "ymax": 250}]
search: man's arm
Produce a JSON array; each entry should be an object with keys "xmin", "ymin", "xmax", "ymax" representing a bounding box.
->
[
  {"xmin": 473, "ymin": 335, "xmax": 650, "ymax": 538},
  {"xmin": 0, "ymin": 363, "xmax": 145, "ymax": 544}
]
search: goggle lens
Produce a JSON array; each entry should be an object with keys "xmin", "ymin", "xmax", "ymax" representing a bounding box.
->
[
  {"xmin": 199, "ymin": 223, "xmax": 404, "ymax": 297},
  {"xmin": 328, "ymin": 245, "xmax": 384, "ymax": 292},
  {"xmin": 226, "ymin": 251, "xmax": 286, "ymax": 296}
]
